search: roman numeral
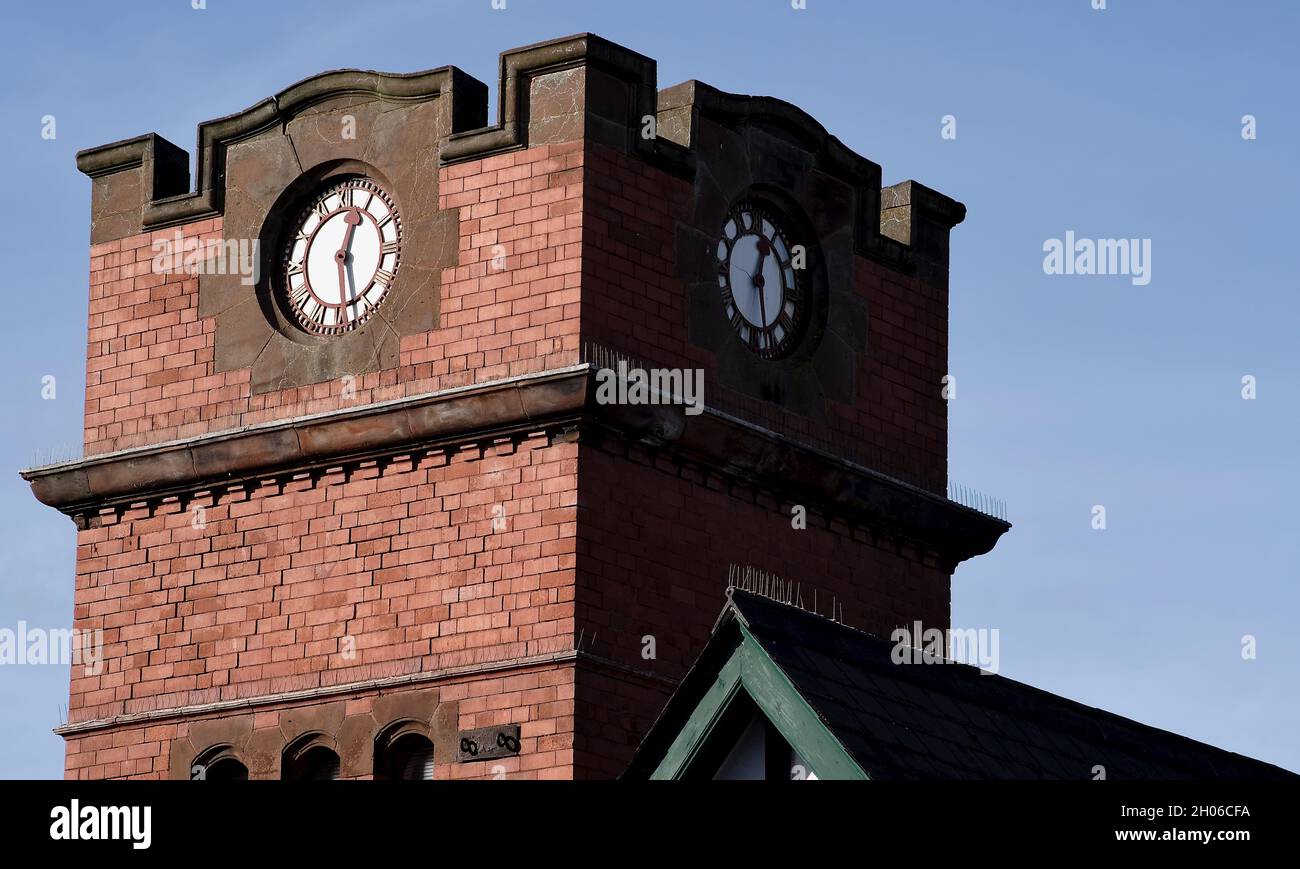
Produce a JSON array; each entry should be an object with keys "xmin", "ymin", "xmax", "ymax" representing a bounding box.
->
[
  {"xmin": 381, "ymin": 241, "xmax": 399, "ymax": 256},
  {"xmin": 339, "ymin": 187, "xmax": 353, "ymax": 206},
  {"xmin": 374, "ymin": 269, "xmax": 395, "ymax": 288}
]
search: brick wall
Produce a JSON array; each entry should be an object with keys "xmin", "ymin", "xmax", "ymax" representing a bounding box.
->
[
  {"xmin": 580, "ymin": 142, "xmax": 948, "ymax": 492},
  {"xmin": 81, "ymin": 141, "xmax": 584, "ymax": 456},
  {"xmin": 559, "ymin": 141, "xmax": 952, "ymax": 775},
  {"xmin": 64, "ymin": 431, "xmax": 577, "ymax": 778}
]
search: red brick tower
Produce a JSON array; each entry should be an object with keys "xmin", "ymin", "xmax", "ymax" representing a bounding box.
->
[{"xmin": 23, "ymin": 34, "xmax": 1006, "ymax": 779}]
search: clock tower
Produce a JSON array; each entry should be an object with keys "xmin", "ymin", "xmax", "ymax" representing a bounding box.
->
[{"xmin": 24, "ymin": 33, "xmax": 1007, "ymax": 779}]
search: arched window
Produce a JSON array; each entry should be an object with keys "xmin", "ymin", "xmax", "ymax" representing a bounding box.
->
[
  {"xmin": 282, "ymin": 734, "xmax": 341, "ymax": 780},
  {"xmin": 191, "ymin": 745, "xmax": 249, "ymax": 781},
  {"xmin": 374, "ymin": 721, "xmax": 435, "ymax": 780}
]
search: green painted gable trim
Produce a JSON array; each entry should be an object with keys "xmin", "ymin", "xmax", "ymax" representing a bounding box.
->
[{"xmin": 649, "ymin": 626, "xmax": 867, "ymax": 780}]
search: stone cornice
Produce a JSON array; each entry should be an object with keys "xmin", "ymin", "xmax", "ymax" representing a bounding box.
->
[
  {"xmin": 590, "ymin": 397, "xmax": 1008, "ymax": 569},
  {"xmin": 21, "ymin": 365, "xmax": 1007, "ymax": 566},
  {"xmin": 22, "ymin": 365, "xmax": 589, "ymax": 525}
]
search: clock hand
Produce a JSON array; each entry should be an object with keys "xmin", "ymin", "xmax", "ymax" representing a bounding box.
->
[
  {"xmin": 752, "ymin": 237, "xmax": 770, "ymax": 280},
  {"xmin": 334, "ymin": 209, "xmax": 363, "ymax": 325},
  {"xmin": 752, "ymin": 237, "xmax": 772, "ymax": 328}
]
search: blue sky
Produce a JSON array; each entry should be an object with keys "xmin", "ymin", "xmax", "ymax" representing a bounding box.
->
[{"xmin": 1, "ymin": 0, "xmax": 1297, "ymax": 778}]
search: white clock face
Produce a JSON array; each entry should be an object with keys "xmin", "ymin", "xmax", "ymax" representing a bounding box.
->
[
  {"xmin": 716, "ymin": 201, "xmax": 805, "ymax": 359},
  {"xmin": 281, "ymin": 177, "xmax": 401, "ymax": 335}
]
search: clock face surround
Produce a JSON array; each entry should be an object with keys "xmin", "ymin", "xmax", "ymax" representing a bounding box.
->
[
  {"xmin": 280, "ymin": 177, "xmax": 401, "ymax": 336},
  {"xmin": 716, "ymin": 200, "xmax": 806, "ymax": 360}
]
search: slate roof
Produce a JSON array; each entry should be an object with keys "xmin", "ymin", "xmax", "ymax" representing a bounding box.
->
[{"xmin": 631, "ymin": 590, "xmax": 1296, "ymax": 780}]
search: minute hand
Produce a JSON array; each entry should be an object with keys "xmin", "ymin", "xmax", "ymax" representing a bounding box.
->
[
  {"xmin": 752, "ymin": 238, "xmax": 772, "ymax": 329},
  {"xmin": 334, "ymin": 209, "xmax": 363, "ymax": 324}
]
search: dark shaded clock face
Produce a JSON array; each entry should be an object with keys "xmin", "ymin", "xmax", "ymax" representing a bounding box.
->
[
  {"xmin": 716, "ymin": 201, "xmax": 805, "ymax": 359},
  {"xmin": 280, "ymin": 177, "xmax": 401, "ymax": 335}
]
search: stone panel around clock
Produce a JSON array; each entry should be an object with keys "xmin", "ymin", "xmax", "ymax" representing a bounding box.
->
[
  {"xmin": 675, "ymin": 111, "xmax": 867, "ymax": 419},
  {"xmin": 199, "ymin": 89, "xmax": 460, "ymax": 394}
]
